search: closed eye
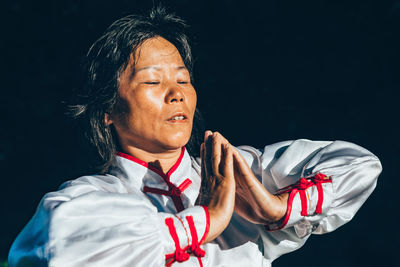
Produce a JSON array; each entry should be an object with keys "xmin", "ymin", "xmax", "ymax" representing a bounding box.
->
[
  {"xmin": 144, "ymin": 81, "xmax": 160, "ymax": 85},
  {"xmin": 177, "ymin": 81, "xmax": 189, "ymax": 84}
]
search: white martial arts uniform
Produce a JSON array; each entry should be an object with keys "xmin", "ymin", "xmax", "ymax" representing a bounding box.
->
[{"xmin": 9, "ymin": 139, "xmax": 382, "ymax": 267}]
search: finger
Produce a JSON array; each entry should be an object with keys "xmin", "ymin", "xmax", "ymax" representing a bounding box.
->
[
  {"xmin": 204, "ymin": 130, "xmax": 212, "ymax": 143},
  {"xmin": 213, "ymin": 131, "xmax": 230, "ymax": 146},
  {"xmin": 212, "ymin": 133, "xmax": 222, "ymax": 175},
  {"xmin": 200, "ymin": 143, "xmax": 211, "ymax": 204},
  {"xmin": 204, "ymin": 133, "xmax": 213, "ymax": 180},
  {"xmin": 233, "ymin": 150, "xmax": 250, "ymax": 177},
  {"xmin": 222, "ymin": 143, "xmax": 234, "ymax": 178},
  {"xmin": 201, "ymin": 142, "xmax": 212, "ymax": 185},
  {"xmin": 200, "ymin": 142, "xmax": 206, "ymax": 180}
]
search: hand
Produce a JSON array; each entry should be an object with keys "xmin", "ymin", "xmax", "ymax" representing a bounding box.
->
[
  {"xmin": 198, "ymin": 131, "xmax": 236, "ymax": 243},
  {"xmin": 233, "ymin": 149, "xmax": 288, "ymax": 225}
]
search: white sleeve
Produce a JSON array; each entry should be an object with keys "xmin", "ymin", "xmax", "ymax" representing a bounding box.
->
[
  {"xmin": 8, "ymin": 177, "xmax": 210, "ymax": 267},
  {"xmin": 237, "ymin": 139, "xmax": 381, "ymax": 258}
]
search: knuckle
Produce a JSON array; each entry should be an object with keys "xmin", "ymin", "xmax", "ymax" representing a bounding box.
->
[
  {"xmin": 215, "ymin": 131, "xmax": 227, "ymax": 141},
  {"xmin": 211, "ymin": 155, "xmax": 219, "ymax": 161},
  {"xmin": 214, "ymin": 132, "xmax": 223, "ymax": 141},
  {"xmin": 212, "ymin": 168, "xmax": 220, "ymax": 176},
  {"xmin": 215, "ymin": 174, "xmax": 223, "ymax": 181},
  {"xmin": 212, "ymin": 137, "xmax": 219, "ymax": 145}
]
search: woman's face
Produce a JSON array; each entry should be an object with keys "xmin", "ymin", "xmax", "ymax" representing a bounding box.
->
[{"xmin": 110, "ymin": 37, "xmax": 197, "ymax": 153}]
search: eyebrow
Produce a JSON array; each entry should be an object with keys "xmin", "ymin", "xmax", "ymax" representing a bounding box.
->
[
  {"xmin": 135, "ymin": 65, "xmax": 187, "ymax": 73},
  {"xmin": 135, "ymin": 66, "xmax": 161, "ymax": 73}
]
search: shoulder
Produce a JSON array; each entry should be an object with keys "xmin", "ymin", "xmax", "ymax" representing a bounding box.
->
[
  {"xmin": 41, "ymin": 174, "xmax": 137, "ymax": 210},
  {"xmin": 61, "ymin": 174, "xmax": 131, "ymax": 194},
  {"xmin": 235, "ymin": 139, "xmax": 377, "ymax": 162}
]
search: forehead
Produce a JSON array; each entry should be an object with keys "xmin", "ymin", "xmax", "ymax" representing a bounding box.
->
[{"xmin": 133, "ymin": 37, "xmax": 185, "ymax": 68}]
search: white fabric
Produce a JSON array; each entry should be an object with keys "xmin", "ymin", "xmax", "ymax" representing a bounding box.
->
[{"xmin": 9, "ymin": 139, "xmax": 382, "ymax": 266}]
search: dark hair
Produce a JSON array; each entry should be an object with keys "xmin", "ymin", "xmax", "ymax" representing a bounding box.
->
[{"xmin": 71, "ymin": 6, "xmax": 203, "ymax": 173}]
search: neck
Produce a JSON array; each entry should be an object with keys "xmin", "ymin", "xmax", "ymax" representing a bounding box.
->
[{"xmin": 119, "ymin": 145, "xmax": 183, "ymax": 174}]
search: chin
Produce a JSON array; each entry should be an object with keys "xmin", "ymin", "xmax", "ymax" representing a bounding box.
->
[{"xmin": 161, "ymin": 132, "xmax": 191, "ymax": 150}]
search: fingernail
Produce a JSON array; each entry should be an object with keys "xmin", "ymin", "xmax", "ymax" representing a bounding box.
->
[{"xmin": 205, "ymin": 130, "xmax": 212, "ymax": 140}]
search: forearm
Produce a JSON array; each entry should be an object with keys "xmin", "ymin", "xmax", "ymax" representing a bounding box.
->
[
  {"xmin": 233, "ymin": 150, "xmax": 288, "ymax": 224},
  {"xmin": 205, "ymin": 184, "xmax": 236, "ymax": 243},
  {"xmin": 237, "ymin": 175, "xmax": 288, "ymax": 224}
]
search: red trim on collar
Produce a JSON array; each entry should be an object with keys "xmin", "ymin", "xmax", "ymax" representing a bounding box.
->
[
  {"xmin": 116, "ymin": 147, "xmax": 186, "ymax": 182},
  {"xmin": 116, "ymin": 147, "xmax": 189, "ymax": 213},
  {"xmin": 167, "ymin": 147, "xmax": 185, "ymax": 177}
]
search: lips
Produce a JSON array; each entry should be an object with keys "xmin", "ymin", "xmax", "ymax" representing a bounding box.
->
[{"xmin": 167, "ymin": 112, "xmax": 188, "ymax": 122}]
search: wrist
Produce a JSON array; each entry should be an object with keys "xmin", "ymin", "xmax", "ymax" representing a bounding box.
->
[
  {"xmin": 271, "ymin": 192, "xmax": 289, "ymax": 223},
  {"xmin": 205, "ymin": 207, "xmax": 230, "ymax": 243}
]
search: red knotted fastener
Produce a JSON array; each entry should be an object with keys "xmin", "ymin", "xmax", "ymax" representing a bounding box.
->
[
  {"xmin": 277, "ymin": 173, "xmax": 332, "ymax": 216},
  {"xmin": 295, "ymin": 178, "xmax": 312, "ymax": 216},
  {"xmin": 296, "ymin": 178, "xmax": 313, "ymax": 190},
  {"xmin": 170, "ymin": 186, "xmax": 182, "ymax": 197},
  {"xmin": 143, "ymin": 178, "xmax": 192, "ymax": 212},
  {"xmin": 314, "ymin": 173, "xmax": 326, "ymax": 180},
  {"xmin": 186, "ymin": 215, "xmax": 206, "ymax": 258},
  {"xmin": 191, "ymin": 245, "xmax": 206, "ymax": 257},
  {"xmin": 165, "ymin": 217, "xmax": 191, "ymax": 264},
  {"xmin": 311, "ymin": 173, "xmax": 329, "ymax": 214},
  {"xmin": 175, "ymin": 249, "xmax": 190, "ymax": 262}
]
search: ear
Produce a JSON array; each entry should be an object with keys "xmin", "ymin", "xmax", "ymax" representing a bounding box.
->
[{"xmin": 104, "ymin": 113, "xmax": 113, "ymax": 126}]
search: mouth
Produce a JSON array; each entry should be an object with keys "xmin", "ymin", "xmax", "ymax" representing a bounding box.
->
[{"xmin": 167, "ymin": 113, "xmax": 188, "ymax": 123}]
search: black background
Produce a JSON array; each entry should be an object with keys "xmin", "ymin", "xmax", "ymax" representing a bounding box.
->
[{"xmin": 1, "ymin": 0, "xmax": 399, "ymax": 266}]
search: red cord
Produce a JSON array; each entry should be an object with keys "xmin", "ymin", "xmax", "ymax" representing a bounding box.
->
[
  {"xmin": 165, "ymin": 218, "xmax": 190, "ymax": 264},
  {"xmin": 186, "ymin": 216, "xmax": 206, "ymax": 257},
  {"xmin": 276, "ymin": 173, "xmax": 332, "ymax": 217}
]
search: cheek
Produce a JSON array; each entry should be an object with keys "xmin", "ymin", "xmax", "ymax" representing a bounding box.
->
[
  {"xmin": 111, "ymin": 97, "xmax": 132, "ymax": 127},
  {"xmin": 190, "ymin": 89, "xmax": 197, "ymax": 116},
  {"xmin": 128, "ymin": 89, "xmax": 164, "ymax": 124},
  {"xmin": 142, "ymin": 90, "xmax": 165, "ymax": 113}
]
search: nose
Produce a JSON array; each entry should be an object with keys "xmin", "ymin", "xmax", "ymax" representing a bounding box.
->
[{"xmin": 165, "ymin": 84, "xmax": 185, "ymax": 104}]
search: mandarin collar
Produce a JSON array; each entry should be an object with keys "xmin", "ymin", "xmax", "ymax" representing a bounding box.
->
[{"xmin": 110, "ymin": 147, "xmax": 192, "ymax": 191}]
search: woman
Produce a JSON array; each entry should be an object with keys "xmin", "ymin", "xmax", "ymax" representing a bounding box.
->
[{"xmin": 9, "ymin": 7, "xmax": 382, "ymax": 267}]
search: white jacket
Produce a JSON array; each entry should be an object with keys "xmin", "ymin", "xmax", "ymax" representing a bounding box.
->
[{"xmin": 8, "ymin": 139, "xmax": 382, "ymax": 266}]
